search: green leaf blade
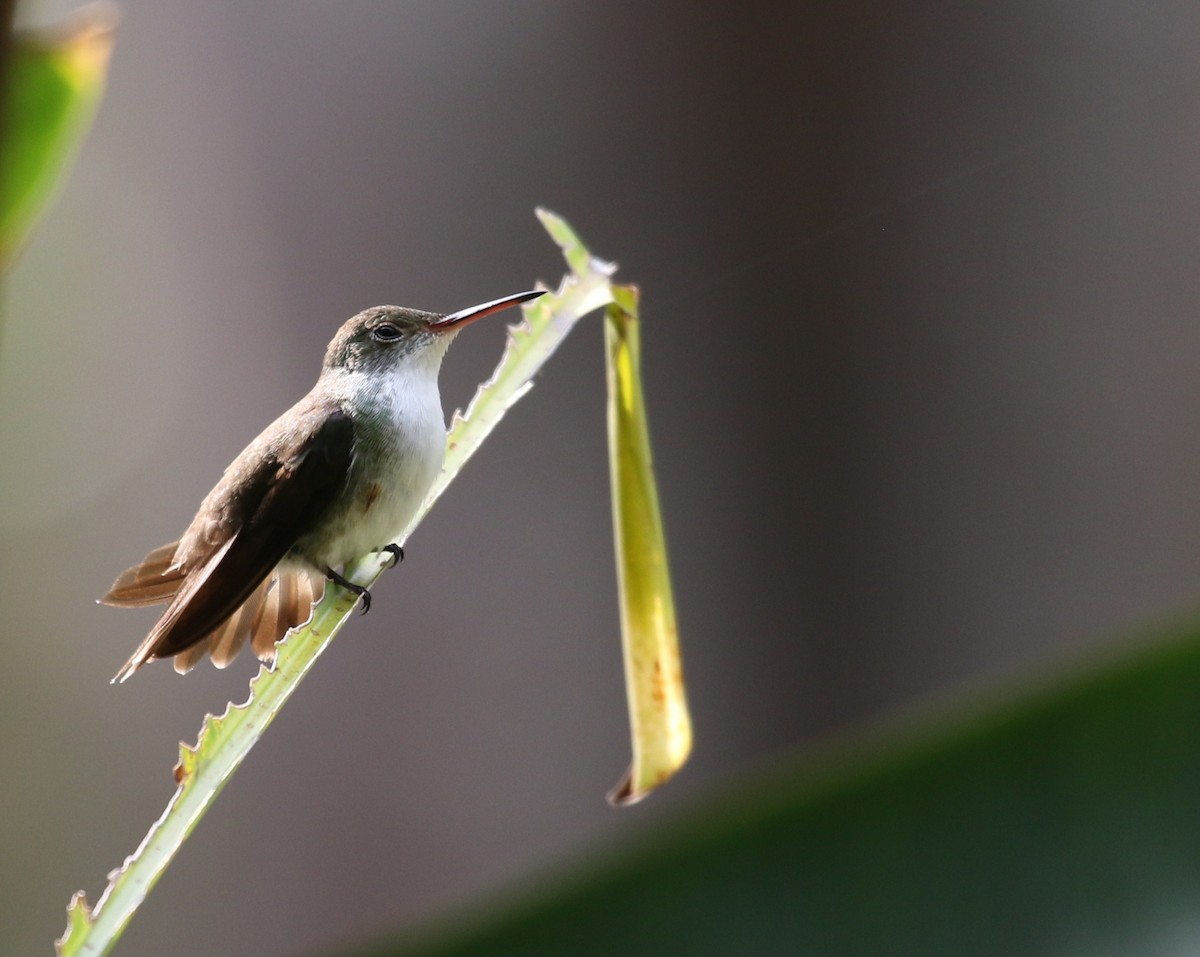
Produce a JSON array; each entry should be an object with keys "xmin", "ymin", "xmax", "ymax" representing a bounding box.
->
[{"xmin": 57, "ymin": 587, "xmax": 363, "ymax": 957}]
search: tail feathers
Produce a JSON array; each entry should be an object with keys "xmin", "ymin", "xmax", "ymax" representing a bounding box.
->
[
  {"xmin": 206, "ymin": 578, "xmax": 269, "ymax": 669},
  {"xmin": 102, "ymin": 541, "xmax": 185, "ymax": 607},
  {"xmin": 171, "ymin": 637, "xmax": 209, "ymax": 675},
  {"xmin": 248, "ymin": 571, "xmax": 324, "ymax": 664},
  {"xmin": 166, "ymin": 569, "xmax": 325, "ymax": 676}
]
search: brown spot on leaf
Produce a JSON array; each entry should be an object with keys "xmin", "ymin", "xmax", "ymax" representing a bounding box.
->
[{"xmin": 651, "ymin": 658, "xmax": 667, "ymax": 706}]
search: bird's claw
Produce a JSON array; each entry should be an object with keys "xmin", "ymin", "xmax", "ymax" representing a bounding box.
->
[
  {"xmin": 325, "ymin": 565, "xmax": 372, "ymax": 614},
  {"xmin": 381, "ymin": 543, "xmax": 404, "ymax": 568}
]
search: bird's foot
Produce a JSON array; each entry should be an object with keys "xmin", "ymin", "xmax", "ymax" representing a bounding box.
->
[
  {"xmin": 381, "ymin": 543, "xmax": 404, "ymax": 568},
  {"xmin": 325, "ymin": 566, "xmax": 372, "ymax": 614}
]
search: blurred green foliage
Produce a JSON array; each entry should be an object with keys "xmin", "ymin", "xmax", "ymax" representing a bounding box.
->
[
  {"xmin": 1, "ymin": 5, "xmax": 113, "ymax": 270},
  {"xmin": 374, "ymin": 618, "xmax": 1200, "ymax": 955}
]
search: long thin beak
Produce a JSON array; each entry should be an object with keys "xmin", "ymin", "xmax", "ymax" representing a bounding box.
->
[{"xmin": 430, "ymin": 289, "xmax": 545, "ymax": 332}]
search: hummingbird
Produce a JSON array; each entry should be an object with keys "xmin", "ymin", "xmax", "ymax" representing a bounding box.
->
[{"xmin": 104, "ymin": 289, "xmax": 544, "ymax": 683}]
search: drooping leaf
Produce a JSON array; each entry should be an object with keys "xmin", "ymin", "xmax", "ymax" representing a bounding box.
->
[
  {"xmin": 604, "ymin": 287, "xmax": 691, "ymax": 805},
  {"xmin": 1, "ymin": 3, "xmax": 115, "ymax": 270}
]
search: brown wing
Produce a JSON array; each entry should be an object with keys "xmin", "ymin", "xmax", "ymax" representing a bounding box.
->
[{"xmin": 111, "ymin": 407, "xmax": 354, "ymax": 683}]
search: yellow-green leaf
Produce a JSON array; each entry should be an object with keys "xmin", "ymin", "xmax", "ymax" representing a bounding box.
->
[{"xmin": 605, "ymin": 288, "xmax": 692, "ymax": 805}]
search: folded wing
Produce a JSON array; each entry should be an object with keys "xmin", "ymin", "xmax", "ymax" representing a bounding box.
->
[{"xmin": 108, "ymin": 405, "xmax": 354, "ymax": 682}]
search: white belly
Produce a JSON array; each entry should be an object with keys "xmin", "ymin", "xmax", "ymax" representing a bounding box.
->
[{"xmin": 296, "ymin": 368, "xmax": 446, "ymax": 569}]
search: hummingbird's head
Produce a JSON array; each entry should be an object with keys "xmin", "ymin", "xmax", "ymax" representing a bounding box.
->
[{"xmin": 321, "ymin": 291, "xmax": 545, "ymax": 378}]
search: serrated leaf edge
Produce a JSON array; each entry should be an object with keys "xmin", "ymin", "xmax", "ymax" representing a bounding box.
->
[{"xmin": 58, "ymin": 209, "xmax": 619, "ymax": 957}]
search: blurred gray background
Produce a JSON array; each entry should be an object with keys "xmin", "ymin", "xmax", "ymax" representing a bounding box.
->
[{"xmin": 5, "ymin": 2, "xmax": 1200, "ymax": 954}]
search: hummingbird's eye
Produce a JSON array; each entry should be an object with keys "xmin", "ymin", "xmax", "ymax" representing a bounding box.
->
[{"xmin": 371, "ymin": 323, "xmax": 403, "ymax": 342}]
